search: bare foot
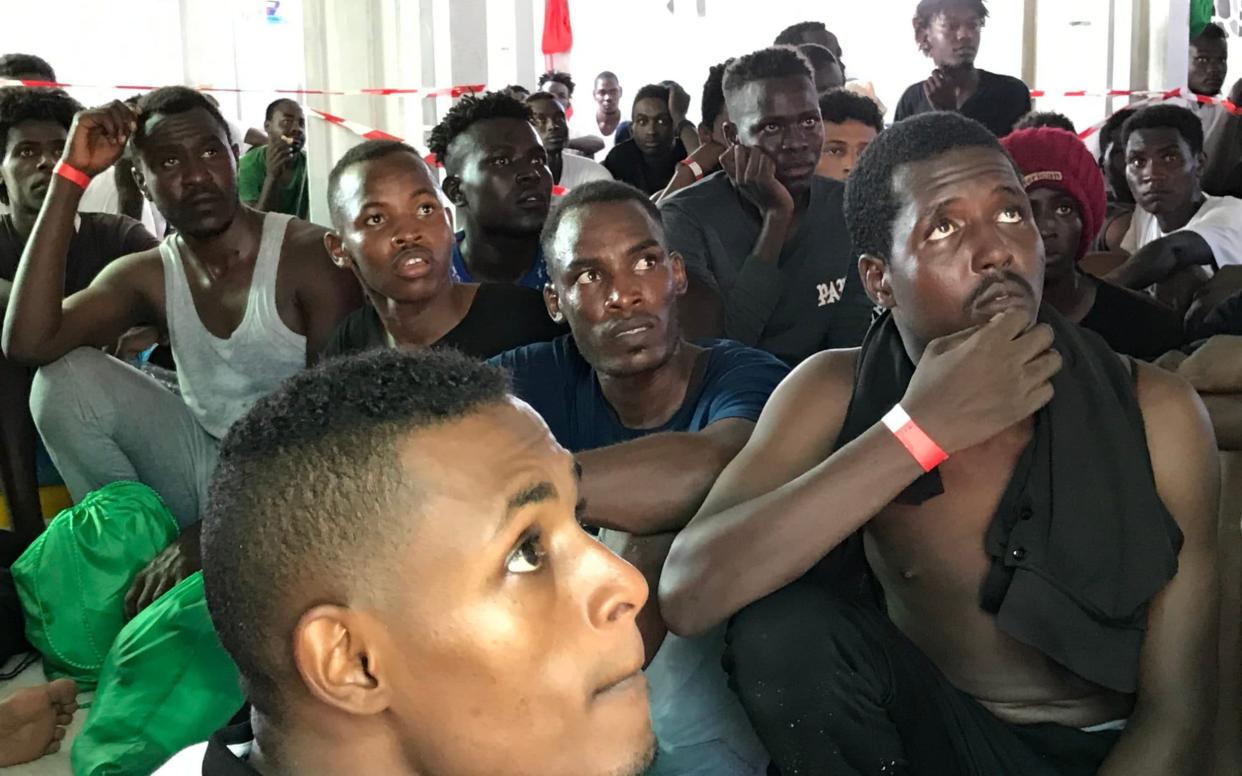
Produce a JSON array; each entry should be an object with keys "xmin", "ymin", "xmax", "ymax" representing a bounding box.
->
[{"xmin": 0, "ymin": 678, "xmax": 78, "ymax": 766}]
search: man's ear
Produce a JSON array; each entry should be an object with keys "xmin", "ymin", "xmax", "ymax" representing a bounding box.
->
[
  {"xmin": 859, "ymin": 254, "xmax": 895, "ymax": 308},
  {"xmin": 1195, "ymin": 151, "xmax": 1208, "ymax": 178},
  {"xmin": 544, "ymin": 281, "xmax": 565, "ymax": 323},
  {"xmin": 669, "ymin": 251, "xmax": 689, "ymax": 297},
  {"xmin": 130, "ymin": 162, "xmax": 154, "ymax": 203},
  {"xmin": 441, "ymin": 175, "xmax": 466, "ymax": 208},
  {"xmin": 0, "ymin": 180, "xmax": 8, "ymax": 208},
  {"xmin": 723, "ymin": 121, "xmax": 739, "ymax": 146},
  {"xmin": 323, "ymin": 230, "xmax": 352, "ymax": 270},
  {"xmin": 293, "ymin": 605, "xmax": 390, "ymax": 716},
  {"xmin": 696, "ymin": 124, "xmax": 713, "ymax": 147}
]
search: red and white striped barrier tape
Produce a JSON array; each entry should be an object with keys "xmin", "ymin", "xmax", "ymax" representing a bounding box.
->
[
  {"xmin": 309, "ymin": 108, "xmax": 568, "ymax": 196},
  {"xmin": 0, "ymin": 78, "xmax": 486, "ymax": 99},
  {"xmin": 1072, "ymin": 87, "xmax": 1242, "ymax": 140}
]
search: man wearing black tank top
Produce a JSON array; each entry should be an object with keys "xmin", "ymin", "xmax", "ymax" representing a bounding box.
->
[
  {"xmin": 662, "ymin": 113, "xmax": 1219, "ymax": 775},
  {"xmin": 321, "ymin": 139, "xmax": 564, "ymax": 359},
  {"xmin": 3, "ymin": 87, "xmax": 361, "ymax": 617}
]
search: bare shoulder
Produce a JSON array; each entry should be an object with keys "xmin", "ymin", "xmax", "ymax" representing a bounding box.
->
[
  {"xmin": 282, "ymin": 218, "xmax": 333, "ymax": 266},
  {"xmin": 1134, "ymin": 359, "xmax": 1213, "ymax": 434},
  {"xmin": 754, "ymin": 347, "xmax": 859, "ymax": 443},
  {"xmin": 778, "ymin": 347, "xmax": 859, "ymax": 407},
  {"xmin": 96, "ymin": 245, "xmax": 165, "ymax": 297}
]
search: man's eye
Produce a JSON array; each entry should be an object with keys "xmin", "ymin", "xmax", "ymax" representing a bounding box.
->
[
  {"xmin": 825, "ymin": 147, "xmax": 846, "ymax": 157},
  {"xmin": 506, "ymin": 533, "xmax": 546, "ymax": 574},
  {"xmin": 801, "ymin": 117, "xmax": 819, "ymax": 128},
  {"xmin": 417, "ymin": 203, "xmax": 436, "ymax": 216},
  {"xmin": 636, "ymin": 255, "xmax": 657, "ymax": 271},
  {"xmin": 576, "ymin": 269, "xmax": 601, "ymax": 285},
  {"xmin": 202, "ymin": 148, "xmax": 218, "ymax": 159},
  {"xmin": 1055, "ymin": 205, "xmax": 1074, "ymax": 217},
  {"xmin": 762, "ymin": 123, "xmax": 781, "ymax": 134},
  {"xmin": 16, "ymin": 148, "xmax": 35, "ymax": 158},
  {"xmin": 162, "ymin": 157, "xmax": 179, "ymax": 169},
  {"xmin": 997, "ymin": 207, "xmax": 1024, "ymax": 224},
  {"xmin": 1163, "ymin": 154, "xmax": 1180, "ymax": 163},
  {"xmin": 365, "ymin": 213, "xmax": 384, "ymax": 226},
  {"xmin": 492, "ymin": 157, "xmax": 510, "ymax": 167},
  {"xmin": 928, "ymin": 219, "xmax": 958, "ymax": 241}
]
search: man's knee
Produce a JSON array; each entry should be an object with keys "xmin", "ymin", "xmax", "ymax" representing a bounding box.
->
[{"xmin": 30, "ymin": 347, "xmax": 111, "ymax": 435}]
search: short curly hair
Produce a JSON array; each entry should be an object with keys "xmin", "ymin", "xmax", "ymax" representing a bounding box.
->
[
  {"xmin": 427, "ymin": 90, "xmax": 533, "ymax": 170},
  {"xmin": 538, "ymin": 70, "xmax": 575, "ymax": 97},
  {"xmin": 0, "ymin": 87, "xmax": 81, "ymax": 156},
  {"xmin": 203, "ymin": 347, "xmax": 511, "ymax": 716},
  {"xmin": 0, "ymin": 53, "xmax": 56, "ymax": 82},
  {"xmin": 722, "ymin": 46, "xmax": 813, "ymax": 101},
  {"xmin": 700, "ymin": 58, "xmax": 734, "ymax": 131},
  {"xmin": 1120, "ymin": 104, "xmax": 1205, "ymax": 157},
  {"xmin": 818, "ymin": 88, "xmax": 884, "ymax": 134},
  {"xmin": 131, "ymin": 86, "xmax": 233, "ymax": 152},
  {"xmin": 845, "ymin": 111, "xmax": 1006, "ymax": 262}
]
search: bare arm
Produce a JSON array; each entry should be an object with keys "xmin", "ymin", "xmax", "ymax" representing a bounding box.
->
[
  {"xmin": 578, "ymin": 418, "xmax": 754, "ymax": 536},
  {"xmin": 1106, "ymin": 232, "xmax": 1215, "ymax": 290},
  {"xmin": 660, "ymin": 311, "xmax": 1063, "ymax": 636},
  {"xmin": 290, "ymin": 227, "xmax": 363, "ymax": 365},
  {"xmin": 1099, "ymin": 364, "xmax": 1220, "ymax": 775},
  {"xmin": 1202, "ymin": 395, "xmax": 1242, "ymax": 451}
]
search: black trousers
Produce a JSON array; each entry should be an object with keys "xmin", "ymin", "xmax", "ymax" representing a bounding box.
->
[
  {"xmin": 723, "ymin": 580, "xmax": 1121, "ymax": 776},
  {"xmin": 0, "ymin": 530, "xmax": 31, "ymax": 664}
]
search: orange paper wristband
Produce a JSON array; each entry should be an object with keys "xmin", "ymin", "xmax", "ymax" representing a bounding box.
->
[
  {"xmin": 53, "ymin": 161, "xmax": 91, "ymax": 190},
  {"xmin": 881, "ymin": 404, "xmax": 949, "ymax": 473}
]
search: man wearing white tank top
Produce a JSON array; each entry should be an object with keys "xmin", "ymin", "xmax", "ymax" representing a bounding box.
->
[{"xmin": 2, "ymin": 87, "xmax": 362, "ymax": 616}]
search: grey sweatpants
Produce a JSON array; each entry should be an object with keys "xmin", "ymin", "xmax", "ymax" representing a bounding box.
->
[{"xmin": 30, "ymin": 347, "xmax": 217, "ymax": 527}]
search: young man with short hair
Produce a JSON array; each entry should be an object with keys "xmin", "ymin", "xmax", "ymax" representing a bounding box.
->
[
  {"xmin": 604, "ymin": 85, "xmax": 687, "ymax": 196},
  {"xmin": 238, "ymin": 98, "xmax": 308, "ymax": 219},
  {"xmin": 428, "ymin": 91, "xmax": 553, "ymax": 290},
  {"xmin": 661, "ymin": 47, "xmax": 874, "ymax": 363},
  {"xmin": 662, "ymin": 111, "xmax": 1218, "ymax": 775},
  {"xmin": 321, "ymin": 139, "xmax": 563, "ymax": 357},
  {"xmin": 1108, "ymin": 104, "xmax": 1242, "ymax": 290},
  {"xmin": 541, "ymin": 70, "xmax": 605, "ymax": 159},
  {"xmin": 895, "ymin": 0, "xmax": 1031, "ymax": 137},
  {"xmin": 657, "ymin": 59, "xmax": 733, "ymax": 203},
  {"xmin": 525, "ymin": 92, "xmax": 612, "ymax": 192},
  {"xmin": 3, "ymin": 87, "xmax": 361, "ymax": 614},
  {"xmin": 1013, "ymin": 110, "xmax": 1076, "ymax": 134},
  {"xmin": 1001, "ymin": 126, "xmax": 1184, "ymax": 359},
  {"xmin": 156, "ymin": 348, "xmax": 656, "ymax": 776},
  {"xmin": 493, "ymin": 180, "xmax": 787, "ymax": 775},
  {"xmin": 815, "ymin": 87, "xmax": 883, "ymax": 181},
  {"xmin": 582, "ymin": 70, "xmax": 628, "ymax": 156},
  {"xmin": 0, "ymin": 87, "xmax": 159, "ymax": 541}
]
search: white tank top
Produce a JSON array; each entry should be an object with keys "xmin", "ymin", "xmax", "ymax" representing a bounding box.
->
[{"xmin": 160, "ymin": 213, "xmax": 306, "ymax": 439}]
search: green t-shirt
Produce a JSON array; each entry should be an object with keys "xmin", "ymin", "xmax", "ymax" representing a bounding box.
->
[{"xmin": 237, "ymin": 145, "xmax": 309, "ymax": 219}]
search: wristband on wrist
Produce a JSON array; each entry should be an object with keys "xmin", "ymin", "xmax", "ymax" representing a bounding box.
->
[
  {"xmin": 881, "ymin": 404, "xmax": 949, "ymax": 473},
  {"xmin": 53, "ymin": 161, "xmax": 91, "ymax": 190},
  {"xmin": 681, "ymin": 158, "xmax": 705, "ymax": 181}
]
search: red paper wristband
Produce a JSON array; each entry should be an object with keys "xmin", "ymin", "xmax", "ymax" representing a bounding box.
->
[
  {"xmin": 53, "ymin": 161, "xmax": 91, "ymax": 190},
  {"xmin": 881, "ymin": 404, "xmax": 949, "ymax": 473}
]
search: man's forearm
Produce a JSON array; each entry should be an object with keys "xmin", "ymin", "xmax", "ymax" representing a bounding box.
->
[
  {"xmin": 660, "ymin": 423, "xmax": 924, "ymax": 637},
  {"xmin": 2, "ymin": 177, "xmax": 82, "ymax": 360},
  {"xmin": 577, "ymin": 427, "xmax": 748, "ymax": 535},
  {"xmin": 1203, "ymin": 394, "xmax": 1242, "ymax": 450},
  {"xmin": 1107, "ymin": 232, "xmax": 1214, "ymax": 290},
  {"xmin": 714, "ymin": 210, "xmax": 793, "ymax": 345},
  {"xmin": 1097, "ymin": 712, "xmax": 1205, "ymax": 776},
  {"xmin": 253, "ymin": 173, "xmax": 284, "ymax": 213}
]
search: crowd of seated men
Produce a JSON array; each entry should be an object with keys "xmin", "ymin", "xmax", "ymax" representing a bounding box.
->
[{"xmin": 1, "ymin": 1, "xmax": 1241, "ymax": 774}]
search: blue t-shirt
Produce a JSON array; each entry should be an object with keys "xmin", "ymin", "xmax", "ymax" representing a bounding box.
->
[
  {"xmin": 491, "ymin": 335, "xmax": 788, "ymax": 450},
  {"xmin": 450, "ymin": 230, "xmax": 549, "ymax": 290}
]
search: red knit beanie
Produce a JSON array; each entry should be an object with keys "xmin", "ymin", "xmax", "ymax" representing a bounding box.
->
[{"xmin": 1000, "ymin": 127, "xmax": 1106, "ymax": 261}]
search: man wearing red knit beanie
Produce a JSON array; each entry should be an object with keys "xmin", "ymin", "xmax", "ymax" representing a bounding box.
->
[{"xmin": 1002, "ymin": 127, "xmax": 1185, "ymax": 359}]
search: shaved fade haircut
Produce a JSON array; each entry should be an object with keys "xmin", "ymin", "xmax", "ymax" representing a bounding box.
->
[
  {"xmin": 541, "ymin": 179, "xmax": 663, "ymax": 269},
  {"xmin": 202, "ymin": 348, "xmax": 511, "ymax": 716},
  {"xmin": 326, "ymin": 138, "xmax": 430, "ymax": 226},
  {"xmin": 723, "ymin": 46, "xmax": 813, "ymax": 101}
]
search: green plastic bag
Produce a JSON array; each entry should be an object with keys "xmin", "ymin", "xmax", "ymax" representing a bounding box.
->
[
  {"xmin": 71, "ymin": 571, "xmax": 245, "ymax": 776},
  {"xmin": 12, "ymin": 481, "xmax": 178, "ymax": 688}
]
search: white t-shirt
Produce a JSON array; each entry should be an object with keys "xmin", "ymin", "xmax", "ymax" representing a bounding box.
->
[
  {"xmin": 558, "ymin": 154, "xmax": 612, "ymax": 193},
  {"xmin": 1121, "ymin": 194, "xmax": 1242, "ymax": 271},
  {"xmin": 78, "ymin": 170, "xmax": 168, "ymax": 238}
]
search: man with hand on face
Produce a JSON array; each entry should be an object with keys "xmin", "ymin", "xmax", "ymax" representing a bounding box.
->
[
  {"xmin": 657, "ymin": 59, "xmax": 733, "ymax": 204},
  {"xmin": 155, "ymin": 348, "xmax": 657, "ymax": 776},
  {"xmin": 238, "ymin": 98, "xmax": 308, "ymax": 219},
  {"xmin": 662, "ymin": 112, "xmax": 1218, "ymax": 775},
  {"xmin": 0, "ymin": 88, "xmax": 159, "ymax": 542},
  {"xmin": 604, "ymin": 85, "xmax": 688, "ymax": 197},
  {"xmin": 661, "ymin": 46, "xmax": 874, "ymax": 363},
  {"xmin": 492, "ymin": 180, "xmax": 786, "ymax": 775},
  {"xmin": 320, "ymin": 139, "xmax": 563, "ymax": 358},
  {"xmin": 816, "ymin": 88, "xmax": 884, "ymax": 182},
  {"xmin": 525, "ymin": 92, "xmax": 612, "ymax": 193},
  {"xmin": 2, "ymin": 87, "xmax": 361, "ymax": 616},
  {"xmin": 895, "ymin": 0, "xmax": 1031, "ymax": 137},
  {"xmin": 428, "ymin": 91, "xmax": 553, "ymax": 290},
  {"xmin": 1001, "ymin": 127, "xmax": 1184, "ymax": 359},
  {"xmin": 1107, "ymin": 104, "xmax": 1242, "ymax": 292}
]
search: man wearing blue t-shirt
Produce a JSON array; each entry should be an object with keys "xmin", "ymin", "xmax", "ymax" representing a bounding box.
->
[
  {"xmin": 492, "ymin": 180, "xmax": 787, "ymax": 776},
  {"xmin": 428, "ymin": 92, "xmax": 551, "ymax": 290}
]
